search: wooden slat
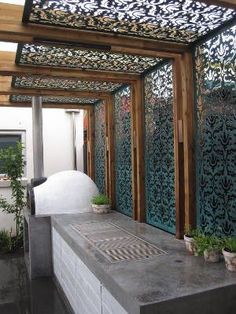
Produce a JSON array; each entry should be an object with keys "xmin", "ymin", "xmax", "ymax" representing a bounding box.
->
[
  {"xmin": 0, "ymin": 101, "xmax": 91, "ymax": 110},
  {"xmin": 131, "ymin": 80, "xmax": 145, "ymax": 222},
  {"xmin": 200, "ymin": 0, "xmax": 236, "ymax": 9},
  {"xmin": 0, "ymin": 4, "xmax": 187, "ymax": 54},
  {"xmin": 172, "ymin": 56, "xmax": 185, "ymax": 239},
  {"xmin": 105, "ymin": 95, "xmax": 115, "ymax": 208},
  {"xmin": 0, "ymin": 101, "xmax": 93, "ymax": 109},
  {"xmin": 181, "ymin": 52, "xmax": 196, "ymax": 230},
  {"xmin": 0, "ymin": 52, "xmax": 139, "ymax": 83}
]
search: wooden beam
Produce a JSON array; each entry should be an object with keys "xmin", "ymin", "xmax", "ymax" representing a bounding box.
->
[
  {"xmin": 0, "ymin": 101, "xmax": 93, "ymax": 110},
  {"xmin": 0, "ymin": 4, "xmax": 187, "ymax": 55},
  {"xmin": 0, "ymin": 95, "xmax": 9, "ymax": 102},
  {"xmin": 0, "ymin": 77, "xmax": 109, "ymax": 98},
  {"xmin": 172, "ymin": 56, "xmax": 185, "ymax": 239},
  {"xmin": 200, "ymin": 0, "xmax": 236, "ymax": 9},
  {"xmin": 104, "ymin": 96, "xmax": 115, "ymax": 207},
  {"xmin": 131, "ymin": 80, "xmax": 145, "ymax": 222},
  {"xmin": 0, "ymin": 52, "xmax": 139, "ymax": 83},
  {"xmin": 181, "ymin": 52, "xmax": 196, "ymax": 230}
]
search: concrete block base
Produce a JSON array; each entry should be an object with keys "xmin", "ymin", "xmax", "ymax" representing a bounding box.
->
[{"xmin": 24, "ymin": 209, "xmax": 52, "ymax": 279}]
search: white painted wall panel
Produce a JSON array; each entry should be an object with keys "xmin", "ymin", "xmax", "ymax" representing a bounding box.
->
[
  {"xmin": 52, "ymin": 228, "xmax": 128, "ymax": 314},
  {"xmin": 102, "ymin": 286, "xmax": 128, "ymax": 314}
]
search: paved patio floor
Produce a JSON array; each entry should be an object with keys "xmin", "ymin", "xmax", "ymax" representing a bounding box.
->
[{"xmin": 0, "ymin": 254, "xmax": 70, "ymax": 314}]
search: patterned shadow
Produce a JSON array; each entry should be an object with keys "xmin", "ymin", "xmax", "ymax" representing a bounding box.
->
[
  {"xmin": 23, "ymin": 0, "xmax": 236, "ymax": 43},
  {"xmin": 195, "ymin": 25, "xmax": 236, "ymax": 236},
  {"xmin": 10, "ymin": 95, "xmax": 99, "ymax": 104},
  {"xmin": 94, "ymin": 101, "xmax": 106, "ymax": 194},
  {"xmin": 16, "ymin": 43, "xmax": 162, "ymax": 74},
  {"xmin": 12, "ymin": 76, "xmax": 122, "ymax": 92},
  {"xmin": 114, "ymin": 86, "xmax": 133, "ymax": 217},
  {"xmin": 144, "ymin": 62, "xmax": 175, "ymax": 234}
]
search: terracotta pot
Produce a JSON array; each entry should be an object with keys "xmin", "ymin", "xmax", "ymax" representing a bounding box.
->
[
  {"xmin": 204, "ymin": 249, "xmax": 221, "ymax": 263},
  {"xmin": 222, "ymin": 249, "xmax": 236, "ymax": 272},
  {"xmin": 184, "ymin": 235, "xmax": 196, "ymax": 255},
  {"xmin": 91, "ymin": 204, "xmax": 111, "ymax": 214}
]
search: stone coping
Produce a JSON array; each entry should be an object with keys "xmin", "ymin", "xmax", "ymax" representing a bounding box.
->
[{"xmin": 51, "ymin": 212, "xmax": 236, "ymax": 314}]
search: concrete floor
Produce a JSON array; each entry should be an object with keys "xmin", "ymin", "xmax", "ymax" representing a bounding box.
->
[{"xmin": 0, "ymin": 254, "xmax": 70, "ymax": 314}]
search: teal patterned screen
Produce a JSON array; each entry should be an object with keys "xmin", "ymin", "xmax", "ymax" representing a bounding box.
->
[
  {"xmin": 94, "ymin": 101, "xmax": 106, "ymax": 194},
  {"xmin": 144, "ymin": 62, "xmax": 176, "ymax": 234},
  {"xmin": 195, "ymin": 25, "xmax": 236, "ymax": 236},
  {"xmin": 114, "ymin": 86, "xmax": 133, "ymax": 217}
]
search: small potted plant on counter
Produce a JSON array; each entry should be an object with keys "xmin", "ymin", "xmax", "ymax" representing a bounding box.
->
[
  {"xmin": 222, "ymin": 237, "xmax": 236, "ymax": 272},
  {"xmin": 184, "ymin": 225, "xmax": 199, "ymax": 255},
  {"xmin": 194, "ymin": 234, "xmax": 222, "ymax": 262},
  {"xmin": 91, "ymin": 194, "xmax": 111, "ymax": 214}
]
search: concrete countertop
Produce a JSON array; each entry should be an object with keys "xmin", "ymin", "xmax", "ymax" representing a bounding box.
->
[{"xmin": 51, "ymin": 212, "xmax": 236, "ymax": 314}]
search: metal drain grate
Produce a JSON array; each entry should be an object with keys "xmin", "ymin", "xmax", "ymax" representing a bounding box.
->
[{"xmin": 71, "ymin": 222, "xmax": 166, "ymax": 263}]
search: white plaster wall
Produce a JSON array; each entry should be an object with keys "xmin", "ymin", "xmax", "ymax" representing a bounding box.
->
[{"xmin": 0, "ymin": 107, "xmax": 84, "ymax": 231}]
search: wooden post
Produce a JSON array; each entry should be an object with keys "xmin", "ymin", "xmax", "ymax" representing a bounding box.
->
[
  {"xmin": 172, "ymin": 52, "xmax": 196, "ymax": 238},
  {"xmin": 105, "ymin": 95, "xmax": 115, "ymax": 209},
  {"xmin": 131, "ymin": 84, "xmax": 137, "ymax": 220},
  {"xmin": 87, "ymin": 107, "xmax": 95, "ymax": 181},
  {"xmin": 181, "ymin": 52, "xmax": 196, "ymax": 229},
  {"xmin": 131, "ymin": 80, "xmax": 145, "ymax": 222},
  {"xmin": 172, "ymin": 56, "xmax": 185, "ymax": 239}
]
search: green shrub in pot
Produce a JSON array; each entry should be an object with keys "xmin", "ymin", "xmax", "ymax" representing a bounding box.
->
[
  {"xmin": 222, "ymin": 237, "xmax": 236, "ymax": 272},
  {"xmin": 194, "ymin": 234, "xmax": 223, "ymax": 262},
  {"xmin": 184, "ymin": 225, "xmax": 199, "ymax": 255},
  {"xmin": 91, "ymin": 194, "xmax": 111, "ymax": 214}
]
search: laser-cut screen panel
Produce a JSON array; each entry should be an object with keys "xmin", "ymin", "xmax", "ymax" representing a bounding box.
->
[
  {"xmin": 10, "ymin": 95, "xmax": 99, "ymax": 104},
  {"xmin": 94, "ymin": 101, "xmax": 106, "ymax": 194},
  {"xmin": 23, "ymin": 0, "xmax": 236, "ymax": 43},
  {"xmin": 114, "ymin": 86, "xmax": 133, "ymax": 217},
  {"xmin": 195, "ymin": 25, "xmax": 236, "ymax": 236},
  {"xmin": 144, "ymin": 62, "xmax": 176, "ymax": 234},
  {"xmin": 12, "ymin": 76, "xmax": 122, "ymax": 92},
  {"xmin": 16, "ymin": 43, "xmax": 162, "ymax": 74}
]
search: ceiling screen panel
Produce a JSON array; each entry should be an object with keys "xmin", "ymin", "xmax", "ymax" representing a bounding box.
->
[
  {"xmin": 10, "ymin": 95, "xmax": 99, "ymax": 104},
  {"xmin": 12, "ymin": 76, "xmax": 122, "ymax": 92},
  {"xmin": 16, "ymin": 44, "xmax": 162, "ymax": 74},
  {"xmin": 23, "ymin": 0, "xmax": 236, "ymax": 43}
]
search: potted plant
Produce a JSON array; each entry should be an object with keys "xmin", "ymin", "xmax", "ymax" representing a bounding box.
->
[
  {"xmin": 194, "ymin": 234, "xmax": 222, "ymax": 262},
  {"xmin": 91, "ymin": 194, "xmax": 111, "ymax": 214},
  {"xmin": 222, "ymin": 237, "xmax": 236, "ymax": 272},
  {"xmin": 184, "ymin": 225, "xmax": 199, "ymax": 255}
]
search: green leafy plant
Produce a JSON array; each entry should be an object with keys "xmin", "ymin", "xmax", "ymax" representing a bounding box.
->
[
  {"xmin": 0, "ymin": 230, "xmax": 12, "ymax": 253},
  {"xmin": 0, "ymin": 142, "xmax": 26, "ymax": 249},
  {"xmin": 184, "ymin": 225, "xmax": 199, "ymax": 238},
  {"xmin": 91, "ymin": 194, "xmax": 110, "ymax": 205},
  {"xmin": 223, "ymin": 237, "xmax": 236, "ymax": 253},
  {"xmin": 194, "ymin": 233, "xmax": 223, "ymax": 256}
]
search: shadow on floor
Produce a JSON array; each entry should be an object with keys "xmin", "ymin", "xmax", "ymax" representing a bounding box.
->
[{"xmin": 0, "ymin": 255, "xmax": 70, "ymax": 314}]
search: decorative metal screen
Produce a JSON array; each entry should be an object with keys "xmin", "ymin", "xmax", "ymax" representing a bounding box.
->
[
  {"xmin": 144, "ymin": 62, "xmax": 175, "ymax": 234},
  {"xmin": 94, "ymin": 101, "xmax": 106, "ymax": 194},
  {"xmin": 23, "ymin": 0, "xmax": 236, "ymax": 44},
  {"xmin": 16, "ymin": 44, "xmax": 162, "ymax": 74},
  {"xmin": 12, "ymin": 76, "xmax": 122, "ymax": 92},
  {"xmin": 114, "ymin": 86, "xmax": 132, "ymax": 217},
  {"xmin": 10, "ymin": 95, "xmax": 98, "ymax": 104},
  {"xmin": 195, "ymin": 25, "xmax": 236, "ymax": 236}
]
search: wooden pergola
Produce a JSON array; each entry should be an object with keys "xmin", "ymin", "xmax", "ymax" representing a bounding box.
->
[{"xmin": 0, "ymin": 0, "xmax": 235, "ymax": 238}]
